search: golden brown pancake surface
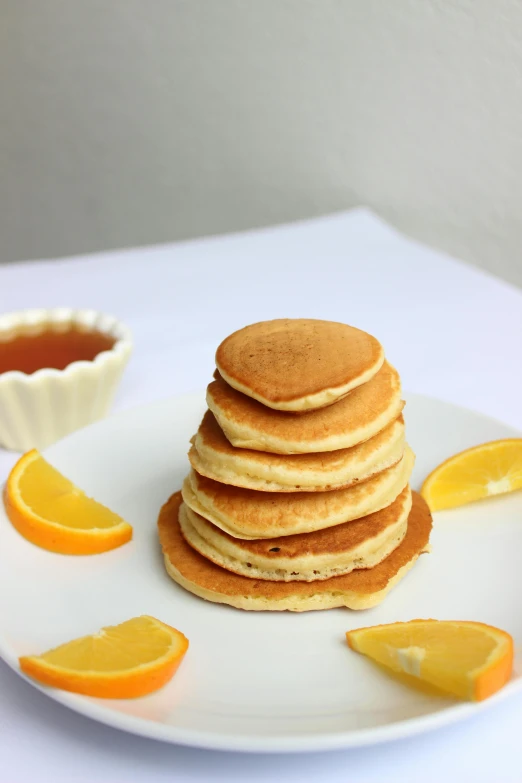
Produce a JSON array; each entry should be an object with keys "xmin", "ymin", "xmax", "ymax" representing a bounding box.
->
[
  {"xmin": 215, "ymin": 319, "xmax": 384, "ymax": 412},
  {"xmin": 208, "ymin": 361, "xmax": 403, "ymax": 454},
  {"xmin": 189, "ymin": 409, "xmax": 405, "ymax": 491},
  {"xmin": 185, "ymin": 486, "xmax": 412, "ymax": 559},
  {"xmin": 179, "ymin": 487, "xmax": 411, "ymax": 582},
  {"xmin": 182, "ymin": 446, "xmax": 415, "ymax": 538},
  {"xmin": 157, "ymin": 491, "xmax": 432, "ymax": 610}
]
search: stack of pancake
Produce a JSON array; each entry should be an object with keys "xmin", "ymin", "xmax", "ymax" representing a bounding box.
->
[{"xmin": 158, "ymin": 319, "xmax": 432, "ymax": 612}]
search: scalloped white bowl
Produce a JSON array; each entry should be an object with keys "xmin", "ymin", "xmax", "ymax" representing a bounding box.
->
[{"xmin": 0, "ymin": 309, "xmax": 132, "ymax": 451}]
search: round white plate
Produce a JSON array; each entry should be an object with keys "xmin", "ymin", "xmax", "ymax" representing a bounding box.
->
[{"xmin": 0, "ymin": 393, "xmax": 521, "ymax": 753}]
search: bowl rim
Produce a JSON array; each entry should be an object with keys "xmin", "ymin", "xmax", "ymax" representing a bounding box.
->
[{"xmin": 0, "ymin": 307, "xmax": 133, "ymax": 384}]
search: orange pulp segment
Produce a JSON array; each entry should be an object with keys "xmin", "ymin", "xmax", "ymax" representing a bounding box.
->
[
  {"xmin": 347, "ymin": 619, "xmax": 513, "ymax": 701},
  {"xmin": 4, "ymin": 449, "xmax": 132, "ymax": 554},
  {"xmin": 19, "ymin": 615, "xmax": 189, "ymax": 698},
  {"xmin": 421, "ymin": 439, "xmax": 522, "ymax": 511}
]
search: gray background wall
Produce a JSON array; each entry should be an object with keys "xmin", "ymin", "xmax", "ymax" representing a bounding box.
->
[{"xmin": 1, "ymin": 0, "xmax": 522, "ymax": 286}]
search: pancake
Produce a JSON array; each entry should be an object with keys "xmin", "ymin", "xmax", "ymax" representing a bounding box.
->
[
  {"xmin": 189, "ymin": 410, "xmax": 405, "ymax": 492},
  {"xmin": 179, "ymin": 486, "xmax": 412, "ymax": 581},
  {"xmin": 157, "ymin": 491, "xmax": 432, "ymax": 611},
  {"xmin": 207, "ymin": 361, "xmax": 403, "ymax": 454},
  {"xmin": 215, "ymin": 319, "xmax": 384, "ymax": 412},
  {"xmin": 182, "ymin": 445, "xmax": 415, "ymax": 539}
]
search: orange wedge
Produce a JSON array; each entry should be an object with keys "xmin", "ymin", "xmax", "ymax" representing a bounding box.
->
[
  {"xmin": 19, "ymin": 616, "xmax": 189, "ymax": 698},
  {"xmin": 4, "ymin": 449, "xmax": 132, "ymax": 554},
  {"xmin": 347, "ymin": 620, "xmax": 513, "ymax": 701},
  {"xmin": 421, "ymin": 439, "xmax": 522, "ymax": 511}
]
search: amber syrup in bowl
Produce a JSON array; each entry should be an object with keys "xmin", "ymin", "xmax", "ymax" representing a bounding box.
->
[{"xmin": 0, "ymin": 326, "xmax": 116, "ymax": 376}]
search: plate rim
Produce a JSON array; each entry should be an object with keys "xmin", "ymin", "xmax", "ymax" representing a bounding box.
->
[{"xmin": 1, "ymin": 644, "xmax": 519, "ymax": 753}]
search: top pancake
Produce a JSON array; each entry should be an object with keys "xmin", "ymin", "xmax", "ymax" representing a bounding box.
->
[
  {"xmin": 208, "ymin": 361, "xmax": 403, "ymax": 454},
  {"xmin": 215, "ymin": 319, "xmax": 384, "ymax": 412}
]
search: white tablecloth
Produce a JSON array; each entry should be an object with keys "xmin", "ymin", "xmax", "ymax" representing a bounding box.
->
[{"xmin": 1, "ymin": 209, "xmax": 521, "ymax": 782}]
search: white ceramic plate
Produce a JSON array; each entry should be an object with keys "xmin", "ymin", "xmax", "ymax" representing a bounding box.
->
[{"xmin": 0, "ymin": 393, "xmax": 521, "ymax": 753}]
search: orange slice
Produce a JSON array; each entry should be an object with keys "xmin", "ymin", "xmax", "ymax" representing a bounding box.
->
[
  {"xmin": 19, "ymin": 616, "xmax": 189, "ymax": 698},
  {"xmin": 347, "ymin": 619, "xmax": 513, "ymax": 701},
  {"xmin": 4, "ymin": 449, "xmax": 132, "ymax": 554},
  {"xmin": 421, "ymin": 439, "xmax": 522, "ymax": 511}
]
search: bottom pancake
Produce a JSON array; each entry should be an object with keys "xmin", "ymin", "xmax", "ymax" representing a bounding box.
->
[{"xmin": 157, "ymin": 491, "xmax": 432, "ymax": 612}]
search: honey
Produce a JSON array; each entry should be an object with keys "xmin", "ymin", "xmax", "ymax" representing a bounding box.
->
[{"xmin": 0, "ymin": 326, "xmax": 116, "ymax": 375}]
